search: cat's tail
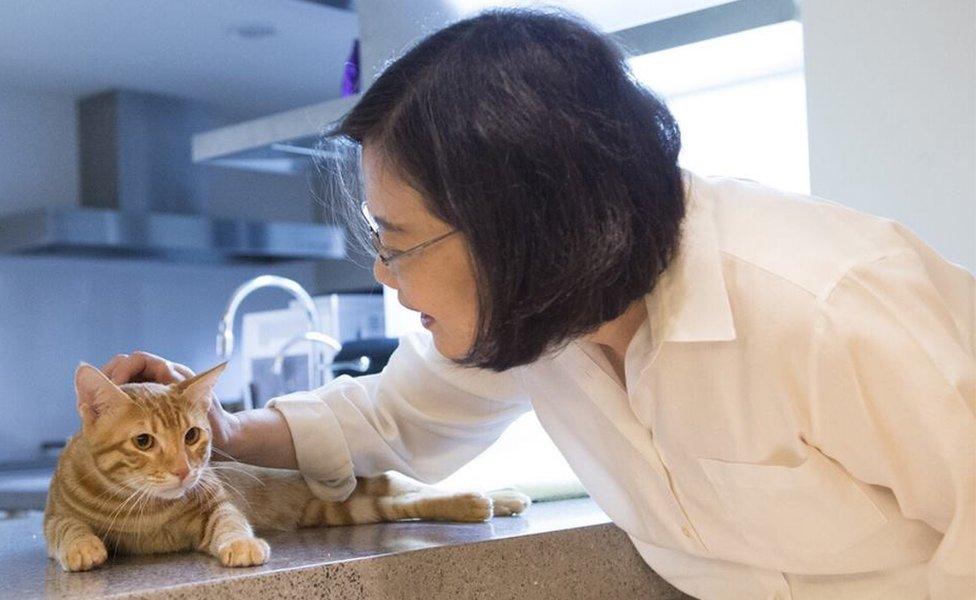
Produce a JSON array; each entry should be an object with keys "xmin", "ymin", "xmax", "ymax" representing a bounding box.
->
[
  {"xmin": 216, "ymin": 467, "xmax": 533, "ymax": 529},
  {"xmin": 302, "ymin": 489, "xmax": 491, "ymax": 525},
  {"xmin": 301, "ymin": 487, "xmax": 531, "ymax": 526}
]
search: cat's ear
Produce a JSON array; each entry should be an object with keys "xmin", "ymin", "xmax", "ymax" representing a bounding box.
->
[
  {"xmin": 176, "ymin": 362, "xmax": 227, "ymax": 413},
  {"xmin": 75, "ymin": 363, "xmax": 129, "ymax": 426}
]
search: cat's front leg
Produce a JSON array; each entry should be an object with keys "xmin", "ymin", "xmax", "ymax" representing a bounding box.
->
[
  {"xmin": 45, "ymin": 513, "xmax": 108, "ymax": 572},
  {"xmin": 198, "ymin": 502, "xmax": 270, "ymax": 567}
]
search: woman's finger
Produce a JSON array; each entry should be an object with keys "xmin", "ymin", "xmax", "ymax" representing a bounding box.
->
[
  {"xmin": 104, "ymin": 351, "xmax": 182, "ymax": 385},
  {"xmin": 108, "ymin": 353, "xmax": 152, "ymax": 385},
  {"xmin": 101, "ymin": 353, "xmax": 130, "ymax": 382},
  {"xmin": 171, "ymin": 362, "xmax": 196, "ymax": 380},
  {"xmin": 131, "ymin": 351, "xmax": 184, "ymax": 384}
]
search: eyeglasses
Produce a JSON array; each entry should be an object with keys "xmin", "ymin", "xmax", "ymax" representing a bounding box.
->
[{"xmin": 360, "ymin": 202, "xmax": 458, "ymax": 267}]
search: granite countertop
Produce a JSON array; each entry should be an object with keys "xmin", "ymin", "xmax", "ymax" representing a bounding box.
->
[{"xmin": 0, "ymin": 498, "xmax": 692, "ymax": 599}]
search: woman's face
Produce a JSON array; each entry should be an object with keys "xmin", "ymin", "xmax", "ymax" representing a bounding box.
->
[{"xmin": 362, "ymin": 143, "xmax": 479, "ymax": 359}]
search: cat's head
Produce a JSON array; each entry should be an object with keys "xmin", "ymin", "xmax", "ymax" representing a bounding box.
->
[{"xmin": 73, "ymin": 362, "xmax": 226, "ymax": 500}]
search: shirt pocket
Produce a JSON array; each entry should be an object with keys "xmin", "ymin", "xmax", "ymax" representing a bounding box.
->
[{"xmin": 697, "ymin": 446, "xmax": 888, "ymax": 559}]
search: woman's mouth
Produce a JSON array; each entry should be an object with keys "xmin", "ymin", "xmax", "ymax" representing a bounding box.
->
[{"xmin": 420, "ymin": 313, "xmax": 435, "ymax": 329}]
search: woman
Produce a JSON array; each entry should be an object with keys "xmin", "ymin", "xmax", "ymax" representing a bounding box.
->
[{"xmin": 103, "ymin": 10, "xmax": 974, "ymax": 599}]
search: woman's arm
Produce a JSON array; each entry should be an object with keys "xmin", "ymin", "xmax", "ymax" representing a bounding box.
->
[
  {"xmin": 219, "ymin": 408, "xmax": 297, "ymax": 470},
  {"xmin": 264, "ymin": 331, "xmax": 532, "ymax": 500},
  {"xmin": 103, "ymin": 335, "xmax": 532, "ymax": 501},
  {"xmin": 806, "ymin": 250, "xmax": 974, "ymax": 600}
]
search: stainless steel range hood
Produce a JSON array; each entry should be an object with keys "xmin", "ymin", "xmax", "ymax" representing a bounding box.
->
[
  {"xmin": 0, "ymin": 207, "xmax": 344, "ymax": 263},
  {"xmin": 0, "ymin": 90, "xmax": 346, "ymax": 263}
]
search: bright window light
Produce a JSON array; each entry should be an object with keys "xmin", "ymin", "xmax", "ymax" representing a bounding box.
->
[{"xmin": 629, "ymin": 21, "xmax": 810, "ymax": 194}]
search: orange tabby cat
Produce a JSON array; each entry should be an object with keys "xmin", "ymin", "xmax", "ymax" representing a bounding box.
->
[{"xmin": 44, "ymin": 362, "xmax": 529, "ymax": 572}]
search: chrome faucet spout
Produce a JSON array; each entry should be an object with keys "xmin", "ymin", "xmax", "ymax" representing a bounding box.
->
[
  {"xmin": 272, "ymin": 331, "xmax": 343, "ymax": 381},
  {"xmin": 216, "ymin": 275, "xmax": 327, "ymax": 408}
]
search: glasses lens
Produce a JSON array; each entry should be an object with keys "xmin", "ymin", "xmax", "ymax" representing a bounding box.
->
[
  {"xmin": 361, "ymin": 203, "xmax": 385, "ymax": 260},
  {"xmin": 368, "ymin": 231, "xmax": 382, "ymax": 257},
  {"xmin": 361, "ymin": 202, "xmax": 380, "ymax": 230}
]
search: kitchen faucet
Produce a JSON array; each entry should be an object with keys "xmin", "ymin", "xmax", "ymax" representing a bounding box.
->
[
  {"xmin": 271, "ymin": 331, "xmax": 373, "ymax": 382},
  {"xmin": 216, "ymin": 275, "xmax": 327, "ymax": 409}
]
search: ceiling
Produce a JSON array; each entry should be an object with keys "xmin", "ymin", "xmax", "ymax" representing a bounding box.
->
[
  {"xmin": 0, "ymin": 0, "xmax": 358, "ymax": 119},
  {"xmin": 0, "ymin": 0, "xmax": 738, "ymax": 119},
  {"xmin": 452, "ymin": 0, "xmax": 738, "ymax": 34}
]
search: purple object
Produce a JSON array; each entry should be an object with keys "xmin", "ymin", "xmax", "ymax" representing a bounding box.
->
[{"xmin": 342, "ymin": 39, "xmax": 360, "ymax": 96}]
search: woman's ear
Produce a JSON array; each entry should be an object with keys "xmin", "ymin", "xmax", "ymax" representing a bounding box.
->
[
  {"xmin": 75, "ymin": 363, "xmax": 130, "ymax": 427},
  {"xmin": 176, "ymin": 362, "xmax": 227, "ymax": 413}
]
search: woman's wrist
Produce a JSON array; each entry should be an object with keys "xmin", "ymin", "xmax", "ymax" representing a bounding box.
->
[
  {"xmin": 214, "ymin": 408, "xmax": 244, "ymax": 459},
  {"xmin": 221, "ymin": 407, "xmax": 298, "ymax": 470}
]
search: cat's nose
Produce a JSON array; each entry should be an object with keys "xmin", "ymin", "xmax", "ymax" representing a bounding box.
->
[{"xmin": 171, "ymin": 465, "xmax": 190, "ymax": 481}]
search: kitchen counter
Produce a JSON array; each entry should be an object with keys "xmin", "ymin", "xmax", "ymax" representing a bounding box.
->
[{"xmin": 0, "ymin": 498, "xmax": 692, "ymax": 599}]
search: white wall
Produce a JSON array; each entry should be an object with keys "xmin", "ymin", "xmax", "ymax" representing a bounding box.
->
[{"xmin": 803, "ymin": 0, "xmax": 975, "ymax": 271}]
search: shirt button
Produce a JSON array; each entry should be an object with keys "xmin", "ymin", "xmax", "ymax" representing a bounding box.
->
[{"xmin": 681, "ymin": 525, "xmax": 693, "ymax": 538}]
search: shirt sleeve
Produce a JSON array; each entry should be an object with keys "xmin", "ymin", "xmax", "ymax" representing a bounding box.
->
[
  {"xmin": 265, "ymin": 331, "xmax": 532, "ymax": 501},
  {"xmin": 808, "ymin": 249, "xmax": 975, "ymax": 599}
]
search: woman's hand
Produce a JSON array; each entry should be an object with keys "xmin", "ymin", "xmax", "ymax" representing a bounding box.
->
[
  {"xmin": 102, "ymin": 350, "xmax": 190, "ymax": 385},
  {"xmin": 100, "ymin": 351, "xmax": 242, "ymax": 458}
]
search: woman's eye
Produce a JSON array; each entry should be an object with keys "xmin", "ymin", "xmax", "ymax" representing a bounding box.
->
[
  {"xmin": 184, "ymin": 427, "xmax": 200, "ymax": 445},
  {"xmin": 133, "ymin": 433, "xmax": 154, "ymax": 450}
]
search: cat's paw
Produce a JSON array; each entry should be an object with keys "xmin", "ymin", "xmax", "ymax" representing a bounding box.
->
[
  {"xmin": 489, "ymin": 490, "xmax": 532, "ymax": 517},
  {"xmin": 444, "ymin": 492, "xmax": 494, "ymax": 522},
  {"xmin": 217, "ymin": 536, "xmax": 270, "ymax": 567},
  {"xmin": 58, "ymin": 534, "xmax": 108, "ymax": 572}
]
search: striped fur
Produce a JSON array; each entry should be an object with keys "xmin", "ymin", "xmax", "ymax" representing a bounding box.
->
[{"xmin": 44, "ymin": 364, "xmax": 530, "ymax": 572}]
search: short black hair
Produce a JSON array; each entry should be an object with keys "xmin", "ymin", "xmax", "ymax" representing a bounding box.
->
[{"xmin": 323, "ymin": 8, "xmax": 685, "ymax": 371}]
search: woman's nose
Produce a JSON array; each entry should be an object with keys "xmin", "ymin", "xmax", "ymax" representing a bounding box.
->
[{"xmin": 373, "ymin": 258, "xmax": 398, "ymax": 289}]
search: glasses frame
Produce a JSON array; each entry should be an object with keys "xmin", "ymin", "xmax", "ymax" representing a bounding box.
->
[{"xmin": 361, "ymin": 202, "xmax": 458, "ymax": 267}]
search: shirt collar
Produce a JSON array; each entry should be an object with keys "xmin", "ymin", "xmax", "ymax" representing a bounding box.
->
[{"xmin": 644, "ymin": 170, "xmax": 737, "ymax": 345}]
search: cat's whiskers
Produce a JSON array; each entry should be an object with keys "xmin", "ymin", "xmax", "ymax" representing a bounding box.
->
[
  {"xmin": 132, "ymin": 485, "xmax": 165, "ymax": 545},
  {"xmin": 122, "ymin": 487, "xmax": 148, "ymax": 546},
  {"xmin": 204, "ymin": 470, "xmax": 247, "ymax": 498},
  {"xmin": 209, "ymin": 446, "xmax": 244, "ymax": 463},
  {"xmin": 89, "ymin": 475, "xmax": 144, "ymax": 508},
  {"xmin": 208, "ymin": 462, "xmax": 265, "ymax": 485},
  {"xmin": 200, "ymin": 471, "xmax": 252, "ymax": 512},
  {"xmin": 204, "ymin": 448, "xmax": 263, "ymax": 513},
  {"xmin": 192, "ymin": 475, "xmax": 223, "ymax": 509},
  {"xmin": 102, "ymin": 482, "xmax": 149, "ymax": 540}
]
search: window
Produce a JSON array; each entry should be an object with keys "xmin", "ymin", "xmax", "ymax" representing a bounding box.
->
[{"xmin": 629, "ymin": 20, "xmax": 809, "ymax": 193}]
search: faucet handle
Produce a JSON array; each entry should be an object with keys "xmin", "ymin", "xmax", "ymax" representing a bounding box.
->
[{"xmin": 331, "ymin": 356, "xmax": 371, "ymax": 374}]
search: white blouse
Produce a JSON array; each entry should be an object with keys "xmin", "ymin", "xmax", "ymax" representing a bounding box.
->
[{"xmin": 268, "ymin": 172, "xmax": 975, "ymax": 600}]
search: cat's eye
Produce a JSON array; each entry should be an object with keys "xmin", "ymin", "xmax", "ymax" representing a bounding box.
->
[
  {"xmin": 132, "ymin": 433, "xmax": 154, "ymax": 450},
  {"xmin": 184, "ymin": 427, "xmax": 201, "ymax": 445}
]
